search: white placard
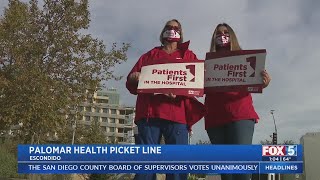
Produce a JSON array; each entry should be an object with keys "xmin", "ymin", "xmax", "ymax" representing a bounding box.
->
[
  {"xmin": 205, "ymin": 49, "xmax": 266, "ymax": 93},
  {"xmin": 137, "ymin": 60, "xmax": 204, "ymax": 96}
]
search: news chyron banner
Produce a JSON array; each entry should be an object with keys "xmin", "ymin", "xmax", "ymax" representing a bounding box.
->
[
  {"xmin": 137, "ymin": 59, "xmax": 204, "ymax": 97},
  {"xmin": 205, "ymin": 49, "xmax": 266, "ymax": 93},
  {"xmin": 18, "ymin": 145, "xmax": 303, "ymax": 174}
]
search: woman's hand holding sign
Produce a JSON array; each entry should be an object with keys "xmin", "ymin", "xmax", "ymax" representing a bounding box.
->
[
  {"xmin": 128, "ymin": 72, "xmax": 140, "ymax": 84},
  {"xmin": 165, "ymin": 93, "xmax": 177, "ymax": 99},
  {"xmin": 261, "ymin": 70, "xmax": 271, "ymax": 88}
]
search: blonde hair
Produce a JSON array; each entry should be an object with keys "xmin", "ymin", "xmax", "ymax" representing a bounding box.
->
[
  {"xmin": 159, "ymin": 19, "xmax": 183, "ymax": 45},
  {"xmin": 209, "ymin": 23, "xmax": 241, "ymax": 52}
]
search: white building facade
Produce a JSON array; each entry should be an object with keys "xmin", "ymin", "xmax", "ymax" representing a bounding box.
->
[
  {"xmin": 78, "ymin": 88, "xmax": 136, "ymax": 144},
  {"xmin": 300, "ymin": 132, "xmax": 320, "ymax": 180}
]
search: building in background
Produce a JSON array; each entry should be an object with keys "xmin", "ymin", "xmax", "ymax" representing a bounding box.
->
[
  {"xmin": 300, "ymin": 132, "xmax": 320, "ymax": 180},
  {"xmin": 78, "ymin": 88, "xmax": 136, "ymax": 144}
]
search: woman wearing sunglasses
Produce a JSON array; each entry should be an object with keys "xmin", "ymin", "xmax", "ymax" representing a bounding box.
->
[{"xmin": 126, "ymin": 19, "xmax": 205, "ymax": 180}]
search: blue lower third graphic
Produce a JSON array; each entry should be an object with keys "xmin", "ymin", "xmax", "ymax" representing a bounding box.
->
[
  {"xmin": 18, "ymin": 162, "xmax": 302, "ymax": 174},
  {"xmin": 18, "ymin": 145, "xmax": 303, "ymax": 174}
]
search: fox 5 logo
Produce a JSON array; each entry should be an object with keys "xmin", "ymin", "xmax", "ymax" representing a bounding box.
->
[{"xmin": 262, "ymin": 145, "xmax": 297, "ymax": 156}]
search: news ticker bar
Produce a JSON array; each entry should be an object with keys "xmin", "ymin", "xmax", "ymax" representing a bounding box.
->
[
  {"xmin": 18, "ymin": 162, "xmax": 303, "ymax": 174},
  {"xmin": 18, "ymin": 145, "xmax": 303, "ymax": 162}
]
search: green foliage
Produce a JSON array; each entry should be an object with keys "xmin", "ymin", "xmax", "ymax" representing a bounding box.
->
[
  {"xmin": 281, "ymin": 140, "xmax": 295, "ymax": 145},
  {"xmin": 260, "ymin": 139, "xmax": 273, "ymax": 145},
  {"xmin": 0, "ymin": 144, "xmax": 18, "ymax": 177},
  {"xmin": 55, "ymin": 116, "xmax": 110, "ymax": 144},
  {"xmin": 80, "ymin": 120, "xmax": 106, "ymax": 144},
  {"xmin": 0, "ymin": 140, "xmax": 27, "ymax": 178},
  {"xmin": 0, "ymin": 0, "xmax": 129, "ymax": 144},
  {"xmin": 260, "ymin": 138, "xmax": 295, "ymax": 145}
]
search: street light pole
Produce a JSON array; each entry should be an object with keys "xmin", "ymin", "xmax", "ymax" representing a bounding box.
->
[
  {"xmin": 270, "ymin": 110, "xmax": 281, "ymax": 180},
  {"xmin": 72, "ymin": 119, "xmax": 76, "ymax": 145},
  {"xmin": 270, "ymin": 110, "xmax": 277, "ymax": 135},
  {"xmin": 271, "ymin": 110, "xmax": 278, "ymax": 145}
]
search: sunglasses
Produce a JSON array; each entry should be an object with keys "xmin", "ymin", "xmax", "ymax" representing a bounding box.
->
[
  {"xmin": 216, "ymin": 30, "xmax": 229, "ymax": 35},
  {"xmin": 165, "ymin": 25, "xmax": 181, "ymax": 31}
]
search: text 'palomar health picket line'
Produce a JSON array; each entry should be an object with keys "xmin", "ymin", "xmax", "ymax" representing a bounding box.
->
[{"xmin": 29, "ymin": 146, "xmax": 161, "ymax": 155}]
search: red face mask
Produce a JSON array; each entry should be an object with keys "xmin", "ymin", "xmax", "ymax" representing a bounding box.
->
[{"xmin": 215, "ymin": 33, "xmax": 230, "ymax": 47}]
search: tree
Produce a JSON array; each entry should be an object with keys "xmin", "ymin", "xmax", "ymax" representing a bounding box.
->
[
  {"xmin": 281, "ymin": 140, "xmax": 295, "ymax": 145},
  {"xmin": 260, "ymin": 139, "xmax": 273, "ymax": 145},
  {"xmin": 77, "ymin": 120, "xmax": 109, "ymax": 144},
  {"xmin": 260, "ymin": 138, "xmax": 295, "ymax": 145},
  {"xmin": 56, "ymin": 120, "xmax": 108, "ymax": 144},
  {"xmin": 0, "ymin": 0, "xmax": 129, "ymax": 144}
]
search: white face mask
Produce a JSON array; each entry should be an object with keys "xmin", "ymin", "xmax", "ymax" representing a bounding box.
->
[
  {"xmin": 215, "ymin": 34, "xmax": 230, "ymax": 47},
  {"xmin": 162, "ymin": 29, "xmax": 181, "ymax": 42}
]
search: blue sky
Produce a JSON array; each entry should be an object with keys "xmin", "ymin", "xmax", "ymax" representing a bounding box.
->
[{"xmin": 1, "ymin": 0, "xmax": 319, "ymax": 144}]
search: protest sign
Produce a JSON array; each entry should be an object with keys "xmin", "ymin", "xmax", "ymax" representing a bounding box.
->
[
  {"xmin": 137, "ymin": 59, "xmax": 204, "ymax": 96},
  {"xmin": 205, "ymin": 49, "xmax": 266, "ymax": 93}
]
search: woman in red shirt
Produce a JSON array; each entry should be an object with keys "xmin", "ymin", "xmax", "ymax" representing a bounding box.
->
[
  {"xmin": 205, "ymin": 23, "xmax": 271, "ymax": 180},
  {"xmin": 126, "ymin": 19, "xmax": 205, "ymax": 180}
]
